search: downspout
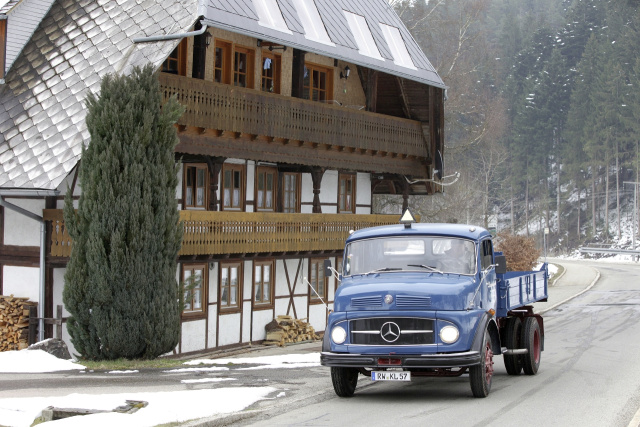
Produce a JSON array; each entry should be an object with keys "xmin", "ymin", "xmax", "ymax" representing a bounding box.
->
[
  {"xmin": 132, "ymin": 20, "xmax": 207, "ymax": 43},
  {"xmin": 0, "ymin": 197, "xmax": 47, "ymax": 342}
]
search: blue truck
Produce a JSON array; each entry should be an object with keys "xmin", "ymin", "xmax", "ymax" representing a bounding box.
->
[{"xmin": 320, "ymin": 212, "xmax": 548, "ymax": 398}]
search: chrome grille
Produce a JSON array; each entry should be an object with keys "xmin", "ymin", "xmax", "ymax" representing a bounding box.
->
[{"xmin": 350, "ymin": 317, "xmax": 435, "ymax": 345}]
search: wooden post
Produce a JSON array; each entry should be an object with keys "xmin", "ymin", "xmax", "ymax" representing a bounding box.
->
[
  {"xmin": 291, "ymin": 49, "xmax": 306, "ymax": 99},
  {"xmin": 56, "ymin": 305, "xmax": 63, "ymax": 339},
  {"xmin": 311, "ymin": 168, "xmax": 324, "ymax": 213},
  {"xmin": 28, "ymin": 305, "xmax": 38, "ymax": 345}
]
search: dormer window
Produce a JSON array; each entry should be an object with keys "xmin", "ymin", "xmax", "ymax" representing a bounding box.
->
[
  {"xmin": 343, "ymin": 11, "xmax": 383, "ymax": 60},
  {"xmin": 380, "ymin": 23, "xmax": 417, "ymax": 70},
  {"xmin": 252, "ymin": 0, "xmax": 292, "ymax": 34},
  {"xmin": 293, "ymin": 0, "xmax": 335, "ymax": 46}
]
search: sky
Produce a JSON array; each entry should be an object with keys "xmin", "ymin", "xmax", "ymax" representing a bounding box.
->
[{"xmin": 0, "ymin": 350, "xmax": 321, "ymax": 427}]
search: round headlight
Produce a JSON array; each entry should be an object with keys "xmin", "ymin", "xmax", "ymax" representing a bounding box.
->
[
  {"xmin": 440, "ymin": 325, "xmax": 459, "ymax": 344},
  {"xmin": 331, "ymin": 326, "xmax": 347, "ymax": 344}
]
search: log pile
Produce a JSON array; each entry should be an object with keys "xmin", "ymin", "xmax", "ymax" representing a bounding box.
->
[
  {"xmin": 0, "ymin": 295, "xmax": 37, "ymax": 352},
  {"xmin": 264, "ymin": 315, "xmax": 320, "ymax": 346}
]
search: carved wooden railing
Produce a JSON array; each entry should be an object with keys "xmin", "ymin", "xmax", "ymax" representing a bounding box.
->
[
  {"xmin": 43, "ymin": 210, "xmax": 400, "ymax": 257},
  {"xmin": 158, "ymin": 73, "xmax": 426, "ymax": 158}
]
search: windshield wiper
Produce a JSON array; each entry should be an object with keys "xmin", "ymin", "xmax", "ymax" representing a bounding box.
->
[
  {"xmin": 364, "ymin": 267, "xmax": 402, "ymax": 275},
  {"xmin": 407, "ymin": 264, "xmax": 444, "ymax": 274}
]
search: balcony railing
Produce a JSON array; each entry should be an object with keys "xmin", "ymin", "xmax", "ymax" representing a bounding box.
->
[
  {"xmin": 158, "ymin": 73, "xmax": 427, "ymax": 158},
  {"xmin": 44, "ymin": 210, "xmax": 401, "ymax": 258}
]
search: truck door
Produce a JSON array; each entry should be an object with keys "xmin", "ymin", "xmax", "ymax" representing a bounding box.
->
[{"xmin": 481, "ymin": 239, "xmax": 497, "ymax": 311}]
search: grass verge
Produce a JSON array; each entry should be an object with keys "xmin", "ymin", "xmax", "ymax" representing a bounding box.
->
[{"xmin": 78, "ymin": 357, "xmax": 186, "ymax": 371}]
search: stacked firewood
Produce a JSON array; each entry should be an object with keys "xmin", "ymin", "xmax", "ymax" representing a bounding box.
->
[
  {"xmin": 264, "ymin": 315, "xmax": 320, "ymax": 346},
  {"xmin": 0, "ymin": 295, "xmax": 37, "ymax": 351}
]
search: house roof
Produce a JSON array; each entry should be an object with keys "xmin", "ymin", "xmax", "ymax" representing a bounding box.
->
[
  {"xmin": 1, "ymin": 0, "xmax": 57, "ymax": 81},
  {"xmin": 0, "ymin": 0, "xmax": 445, "ymax": 192},
  {"xmin": 0, "ymin": 0, "xmax": 198, "ymax": 191},
  {"xmin": 202, "ymin": 0, "xmax": 445, "ymax": 89}
]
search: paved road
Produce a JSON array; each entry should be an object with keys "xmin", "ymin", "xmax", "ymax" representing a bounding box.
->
[
  {"xmin": 2, "ymin": 259, "xmax": 640, "ymax": 427},
  {"xmin": 230, "ymin": 259, "xmax": 640, "ymax": 427}
]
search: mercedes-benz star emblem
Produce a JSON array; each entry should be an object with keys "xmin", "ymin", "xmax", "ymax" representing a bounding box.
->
[
  {"xmin": 380, "ymin": 321, "xmax": 401, "ymax": 343},
  {"xmin": 384, "ymin": 294, "xmax": 393, "ymax": 304}
]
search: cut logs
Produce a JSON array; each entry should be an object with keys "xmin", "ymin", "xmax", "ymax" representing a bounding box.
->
[
  {"xmin": 0, "ymin": 295, "xmax": 37, "ymax": 352},
  {"xmin": 264, "ymin": 315, "xmax": 320, "ymax": 346}
]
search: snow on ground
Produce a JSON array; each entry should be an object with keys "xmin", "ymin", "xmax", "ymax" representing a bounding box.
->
[
  {"xmin": 184, "ymin": 353, "xmax": 320, "ymax": 370},
  {"xmin": 0, "ymin": 388, "xmax": 276, "ymax": 427},
  {"xmin": 0, "ymin": 349, "xmax": 318, "ymax": 427},
  {"xmin": 0, "ymin": 350, "xmax": 84, "ymax": 373}
]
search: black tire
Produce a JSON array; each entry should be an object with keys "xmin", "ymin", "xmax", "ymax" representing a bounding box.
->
[
  {"xmin": 331, "ymin": 367, "xmax": 359, "ymax": 397},
  {"xmin": 469, "ymin": 329, "xmax": 494, "ymax": 398},
  {"xmin": 504, "ymin": 317, "xmax": 523, "ymax": 375},
  {"xmin": 522, "ymin": 317, "xmax": 542, "ymax": 375}
]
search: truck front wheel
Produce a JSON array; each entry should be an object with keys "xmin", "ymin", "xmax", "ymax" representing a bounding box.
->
[
  {"xmin": 522, "ymin": 317, "xmax": 541, "ymax": 375},
  {"xmin": 470, "ymin": 330, "xmax": 494, "ymax": 398},
  {"xmin": 331, "ymin": 367, "xmax": 359, "ymax": 397}
]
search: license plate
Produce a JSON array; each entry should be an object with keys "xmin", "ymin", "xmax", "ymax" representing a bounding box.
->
[{"xmin": 371, "ymin": 371, "xmax": 411, "ymax": 381}]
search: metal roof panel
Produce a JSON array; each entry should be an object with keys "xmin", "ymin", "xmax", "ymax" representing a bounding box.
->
[{"xmin": 202, "ymin": 0, "xmax": 444, "ymax": 88}]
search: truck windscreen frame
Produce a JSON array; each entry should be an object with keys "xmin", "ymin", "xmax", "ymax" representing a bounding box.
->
[{"xmin": 343, "ymin": 236, "xmax": 477, "ymax": 276}]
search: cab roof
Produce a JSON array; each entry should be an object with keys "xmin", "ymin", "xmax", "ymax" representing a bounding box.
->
[{"xmin": 346, "ymin": 223, "xmax": 492, "ymax": 244}]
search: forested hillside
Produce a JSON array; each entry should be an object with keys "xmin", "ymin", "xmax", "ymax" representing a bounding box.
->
[{"xmin": 383, "ymin": 0, "xmax": 640, "ymax": 254}]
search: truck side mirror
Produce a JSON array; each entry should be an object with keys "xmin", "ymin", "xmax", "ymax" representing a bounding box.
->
[
  {"xmin": 324, "ymin": 259, "xmax": 333, "ymax": 277},
  {"xmin": 495, "ymin": 255, "xmax": 507, "ymax": 275}
]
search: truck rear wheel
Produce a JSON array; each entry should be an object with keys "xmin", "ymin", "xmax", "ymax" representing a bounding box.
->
[
  {"xmin": 522, "ymin": 317, "xmax": 541, "ymax": 375},
  {"xmin": 331, "ymin": 367, "xmax": 359, "ymax": 397},
  {"xmin": 504, "ymin": 317, "xmax": 523, "ymax": 375},
  {"xmin": 470, "ymin": 330, "xmax": 494, "ymax": 398}
]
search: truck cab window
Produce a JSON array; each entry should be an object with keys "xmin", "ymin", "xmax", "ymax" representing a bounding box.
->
[{"xmin": 481, "ymin": 239, "xmax": 493, "ymax": 270}]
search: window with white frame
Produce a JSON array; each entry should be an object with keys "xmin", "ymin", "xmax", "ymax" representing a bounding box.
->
[
  {"xmin": 309, "ymin": 258, "xmax": 327, "ymax": 303},
  {"xmin": 253, "ymin": 260, "xmax": 274, "ymax": 307},
  {"xmin": 220, "ymin": 262, "xmax": 242, "ymax": 312},
  {"xmin": 182, "ymin": 264, "xmax": 206, "ymax": 316}
]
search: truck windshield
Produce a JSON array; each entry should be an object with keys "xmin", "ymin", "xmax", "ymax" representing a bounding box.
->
[{"xmin": 343, "ymin": 237, "xmax": 476, "ymax": 276}]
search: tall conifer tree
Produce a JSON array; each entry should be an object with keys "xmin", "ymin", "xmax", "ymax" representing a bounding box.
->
[{"xmin": 63, "ymin": 65, "xmax": 184, "ymax": 360}]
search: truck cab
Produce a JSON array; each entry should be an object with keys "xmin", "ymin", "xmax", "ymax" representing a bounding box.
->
[{"xmin": 321, "ymin": 213, "xmax": 547, "ymax": 398}]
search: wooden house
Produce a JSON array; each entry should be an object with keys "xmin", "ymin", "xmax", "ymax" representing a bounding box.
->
[{"xmin": 0, "ymin": 0, "xmax": 445, "ymax": 355}]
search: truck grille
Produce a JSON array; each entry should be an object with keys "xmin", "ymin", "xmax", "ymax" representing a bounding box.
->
[
  {"xmin": 350, "ymin": 317, "xmax": 435, "ymax": 345},
  {"xmin": 396, "ymin": 295, "xmax": 431, "ymax": 309},
  {"xmin": 351, "ymin": 296, "xmax": 382, "ymax": 308}
]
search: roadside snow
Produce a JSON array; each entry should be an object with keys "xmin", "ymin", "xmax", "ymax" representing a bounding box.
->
[
  {"xmin": 0, "ymin": 388, "xmax": 276, "ymax": 427},
  {"xmin": 0, "ymin": 350, "xmax": 84, "ymax": 373},
  {"xmin": 184, "ymin": 352, "xmax": 320, "ymax": 369},
  {"xmin": 0, "ymin": 349, "xmax": 299, "ymax": 427}
]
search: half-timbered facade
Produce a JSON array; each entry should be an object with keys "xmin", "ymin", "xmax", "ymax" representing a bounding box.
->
[{"xmin": 0, "ymin": 0, "xmax": 445, "ymax": 355}]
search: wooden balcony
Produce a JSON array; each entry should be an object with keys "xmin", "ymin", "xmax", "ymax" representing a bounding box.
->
[
  {"xmin": 158, "ymin": 73, "xmax": 430, "ymax": 177},
  {"xmin": 44, "ymin": 210, "xmax": 401, "ymax": 258}
]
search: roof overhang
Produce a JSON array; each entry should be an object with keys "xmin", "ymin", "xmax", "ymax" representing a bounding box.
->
[{"xmin": 201, "ymin": 3, "xmax": 446, "ymax": 90}]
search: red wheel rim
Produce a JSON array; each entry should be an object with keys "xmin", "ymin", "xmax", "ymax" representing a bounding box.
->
[
  {"xmin": 485, "ymin": 342, "xmax": 494, "ymax": 383},
  {"xmin": 533, "ymin": 329, "xmax": 540, "ymax": 364}
]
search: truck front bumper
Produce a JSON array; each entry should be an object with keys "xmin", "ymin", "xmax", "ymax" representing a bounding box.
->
[{"xmin": 320, "ymin": 350, "xmax": 481, "ymax": 369}]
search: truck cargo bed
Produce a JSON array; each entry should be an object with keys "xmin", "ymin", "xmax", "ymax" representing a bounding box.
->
[{"xmin": 496, "ymin": 263, "xmax": 548, "ymax": 317}]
